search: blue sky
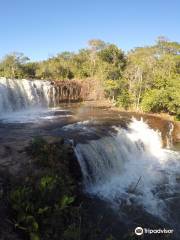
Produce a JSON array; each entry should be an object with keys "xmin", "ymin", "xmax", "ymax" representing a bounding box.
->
[{"xmin": 0, "ymin": 0, "xmax": 179, "ymax": 61}]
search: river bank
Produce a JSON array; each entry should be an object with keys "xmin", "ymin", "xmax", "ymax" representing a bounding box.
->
[{"xmin": 80, "ymin": 100, "xmax": 180, "ymax": 144}]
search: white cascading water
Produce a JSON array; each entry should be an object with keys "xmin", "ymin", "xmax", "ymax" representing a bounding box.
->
[
  {"xmin": 166, "ymin": 122, "xmax": 174, "ymax": 148},
  {"xmin": 0, "ymin": 77, "xmax": 56, "ymax": 115},
  {"xmin": 74, "ymin": 118, "xmax": 180, "ymax": 220}
]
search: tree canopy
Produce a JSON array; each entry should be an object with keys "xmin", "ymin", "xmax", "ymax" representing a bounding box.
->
[{"xmin": 0, "ymin": 37, "xmax": 179, "ymax": 118}]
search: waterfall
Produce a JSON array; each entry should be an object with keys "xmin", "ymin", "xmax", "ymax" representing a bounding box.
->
[
  {"xmin": 0, "ymin": 78, "xmax": 56, "ymax": 115},
  {"xmin": 166, "ymin": 122, "xmax": 174, "ymax": 148},
  {"xmin": 74, "ymin": 118, "xmax": 180, "ymax": 220}
]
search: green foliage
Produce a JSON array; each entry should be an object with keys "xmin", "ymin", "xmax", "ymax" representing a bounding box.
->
[
  {"xmin": 88, "ymin": 39, "xmax": 107, "ymax": 52},
  {"xmin": 30, "ymin": 136, "xmax": 47, "ymax": 156},
  {"xmin": 175, "ymin": 114, "xmax": 180, "ymax": 121},
  {"xmin": 104, "ymin": 79, "xmax": 120, "ymax": 99},
  {"xmin": 60, "ymin": 195, "xmax": 75, "ymax": 210},
  {"xmin": 0, "ymin": 37, "xmax": 179, "ymax": 116},
  {"xmin": 39, "ymin": 175, "xmax": 57, "ymax": 191},
  {"xmin": 141, "ymin": 76, "xmax": 180, "ymax": 115},
  {"xmin": 62, "ymin": 224, "xmax": 80, "ymax": 240},
  {"xmin": 116, "ymin": 90, "xmax": 133, "ymax": 109},
  {"xmin": 98, "ymin": 44, "xmax": 126, "ymax": 68},
  {"xmin": 0, "ymin": 52, "xmax": 29, "ymax": 78},
  {"xmin": 9, "ymin": 174, "xmax": 76, "ymax": 239},
  {"xmin": 9, "ymin": 138, "xmax": 78, "ymax": 240},
  {"xmin": 35, "ymin": 56, "xmax": 74, "ymax": 80},
  {"xmin": 122, "ymin": 37, "xmax": 180, "ymax": 114},
  {"xmin": 10, "ymin": 186, "xmax": 40, "ymax": 238},
  {"xmin": 28, "ymin": 136, "xmax": 67, "ymax": 168},
  {"xmin": 141, "ymin": 89, "xmax": 169, "ymax": 112},
  {"xmin": 21, "ymin": 62, "xmax": 38, "ymax": 79}
]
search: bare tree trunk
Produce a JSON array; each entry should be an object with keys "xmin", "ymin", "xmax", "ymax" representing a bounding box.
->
[{"xmin": 136, "ymin": 68, "xmax": 143, "ymax": 111}]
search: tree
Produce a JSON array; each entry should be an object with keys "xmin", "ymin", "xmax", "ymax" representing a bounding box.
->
[
  {"xmin": 88, "ymin": 39, "xmax": 107, "ymax": 52},
  {"xmin": 87, "ymin": 39, "xmax": 107, "ymax": 76},
  {"xmin": 70, "ymin": 49, "xmax": 92, "ymax": 78},
  {"xmin": 98, "ymin": 44, "xmax": 126, "ymax": 67},
  {"xmin": 122, "ymin": 47, "xmax": 156, "ymax": 109},
  {"xmin": 0, "ymin": 37, "xmax": 179, "ymax": 118},
  {"xmin": 0, "ymin": 52, "xmax": 29, "ymax": 78},
  {"xmin": 22, "ymin": 62, "xmax": 37, "ymax": 78}
]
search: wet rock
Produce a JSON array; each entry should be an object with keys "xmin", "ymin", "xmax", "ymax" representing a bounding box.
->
[
  {"xmin": 174, "ymin": 122, "xmax": 180, "ymax": 143},
  {"xmin": 27, "ymin": 135, "xmax": 82, "ymax": 182},
  {"xmin": 43, "ymin": 136, "xmax": 64, "ymax": 145}
]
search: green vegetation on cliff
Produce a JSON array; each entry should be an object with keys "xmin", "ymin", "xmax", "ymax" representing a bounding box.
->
[
  {"xmin": 7, "ymin": 137, "xmax": 82, "ymax": 240},
  {"xmin": 0, "ymin": 37, "xmax": 180, "ymax": 117}
]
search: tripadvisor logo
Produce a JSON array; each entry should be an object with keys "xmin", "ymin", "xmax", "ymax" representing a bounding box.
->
[
  {"xmin": 135, "ymin": 227, "xmax": 143, "ymax": 235},
  {"xmin": 135, "ymin": 226, "xmax": 174, "ymax": 236}
]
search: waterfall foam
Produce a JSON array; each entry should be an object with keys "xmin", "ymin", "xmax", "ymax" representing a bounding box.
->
[{"xmin": 74, "ymin": 118, "xmax": 180, "ymax": 220}]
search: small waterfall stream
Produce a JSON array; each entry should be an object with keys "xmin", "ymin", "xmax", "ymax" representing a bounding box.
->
[
  {"xmin": 74, "ymin": 119, "xmax": 180, "ymax": 223},
  {"xmin": 166, "ymin": 122, "xmax": 174, "ymax": 148},
  {"xmin": 0, "ymin": 78, "xmax": 57, "ymax": 115}
]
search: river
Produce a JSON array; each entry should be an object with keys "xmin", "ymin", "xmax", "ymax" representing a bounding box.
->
[{"xmin": 0, "ymin": 78, "xmax": 180, "ymax": 238}]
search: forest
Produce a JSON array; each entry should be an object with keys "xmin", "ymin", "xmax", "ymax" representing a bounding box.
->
[{"xmin": 0, "ymin": 36, "xmax": 180, "ymax": 118}]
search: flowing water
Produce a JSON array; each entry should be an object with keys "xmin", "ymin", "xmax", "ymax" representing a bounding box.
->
[
  {"xmin": 0, "ymin": 78, "xmax": 57, "ymax": 113},
  {"xmin": 74, "ymin": 119, "xmax": 180, "ymax": 220},
  {"xmin": 0, "ymin": 78, "xmax": 180, "ymax": 237}
]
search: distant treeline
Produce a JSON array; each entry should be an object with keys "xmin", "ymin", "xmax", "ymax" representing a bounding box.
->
[{"xmin": 0, "ymin": 37, "xmax": 180, "ymax": 118}]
